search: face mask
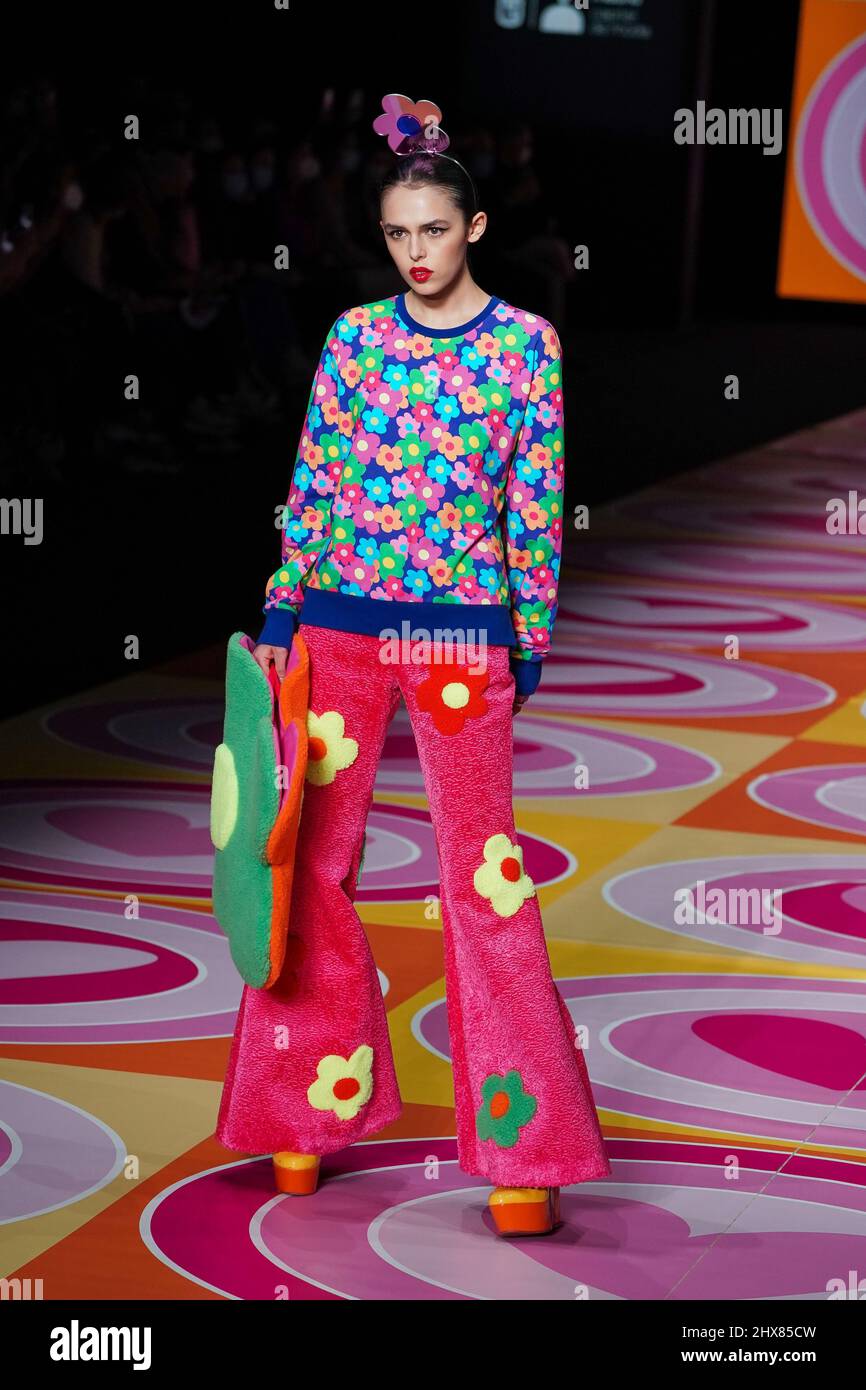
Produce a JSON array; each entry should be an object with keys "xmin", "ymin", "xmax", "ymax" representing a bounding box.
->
[
  {"xmin": 251, "ymin": 164, "xmax": 274, "ymax": 192},
  {"xmin": 223, "ymin": 171, "xmax": 249, "ymax": 200},
  {"xmin": 296, "ymin": 155, "xmax": 321, "ymax": 182},
  {"xmin": 62, "ymin": 182, "xmax": 84, "ymax": 211}
]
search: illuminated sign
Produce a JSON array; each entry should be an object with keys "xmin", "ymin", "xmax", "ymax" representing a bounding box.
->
[{"xmin": 494, "ymin": 0, "xmax": 653, "ymax": 41}]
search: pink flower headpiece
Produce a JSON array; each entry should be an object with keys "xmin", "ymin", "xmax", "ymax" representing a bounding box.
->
[{"xmin": 372, "ymin": 93, "xmax": 451, "ymax": 157}]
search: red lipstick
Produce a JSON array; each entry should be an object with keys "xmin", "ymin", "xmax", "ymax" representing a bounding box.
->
[{"xmin": 410, "ymin": 267, "xmax": 433, "ymax": 282}]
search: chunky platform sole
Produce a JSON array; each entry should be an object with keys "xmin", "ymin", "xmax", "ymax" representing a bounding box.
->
[
  {"xmin": 488, "ymin": 1185, "xmax": 561, "ymax": 1236},
  {"xmin": 272, "ymin": 1151, "xmax": 321, "ymax": 1195}
]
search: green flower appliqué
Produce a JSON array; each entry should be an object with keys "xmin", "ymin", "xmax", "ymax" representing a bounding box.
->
[{"xmin": 475, "ymin": 1069, "xmax": 537, "ymax": 1148}]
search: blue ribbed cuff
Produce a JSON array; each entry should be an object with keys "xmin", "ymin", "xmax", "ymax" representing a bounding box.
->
[
  {"xmin": 256, "ymin": 606, "xmax": 299, "ymax": 649},
  {"xmin": 510, "ymin": 654, "xmax": 543, "ymax": 696}
]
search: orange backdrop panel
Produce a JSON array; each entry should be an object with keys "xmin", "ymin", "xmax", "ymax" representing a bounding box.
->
[{"xmin": 777, "ymin": 0, "xmax": 866, "ymax": 304}]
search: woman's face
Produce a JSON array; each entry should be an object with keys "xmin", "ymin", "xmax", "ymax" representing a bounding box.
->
[{"xmin": 379, "ymin": 183, "xmax": 484, "ymax": 296}]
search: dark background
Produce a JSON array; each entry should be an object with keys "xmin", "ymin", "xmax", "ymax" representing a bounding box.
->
[{"xmin": 1, "ymin": 0, "xmax": 863, "ymax": 717}]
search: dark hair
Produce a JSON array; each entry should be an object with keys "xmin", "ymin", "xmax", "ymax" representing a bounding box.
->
[{"xmin": 378, "ymin": 150, "xmax": 479, "ymax": 223}]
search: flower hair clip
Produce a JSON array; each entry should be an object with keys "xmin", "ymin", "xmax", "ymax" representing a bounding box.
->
[{"xmin": 372, "ymin": 94, "xmax": 451, "ymax": 156}]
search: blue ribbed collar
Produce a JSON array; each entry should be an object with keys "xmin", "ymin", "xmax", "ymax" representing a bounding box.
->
[{"xmin": 394, "ymin": 291, "xmax": 501, "ymax": 337}]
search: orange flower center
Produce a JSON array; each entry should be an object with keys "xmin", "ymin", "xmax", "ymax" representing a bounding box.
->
[
  {"xmin": 490, "ymin": 1091, "xmax": 510, "ymax": 1119},
  {"xmin": 332, "ymin": 1077, "xmax": 360, "ymax": 1101},
  {"xmin": 500, "ymin": 856, "xmax": 521, "ymax": 882},
  {"xmin": 308, "ymin": 736, "xmax": 328, "ymax": 761}
]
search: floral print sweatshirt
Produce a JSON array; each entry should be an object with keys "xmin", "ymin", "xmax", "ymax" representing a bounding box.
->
[{"xmin": 256, "ymin": 291, "xmax": 566, "ymax": 696}]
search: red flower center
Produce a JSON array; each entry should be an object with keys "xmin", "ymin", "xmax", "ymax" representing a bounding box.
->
[
  {"xmin": 500, "ymin": 856, "xmax": 521, "ymax": 882},
  {"xmin": 308, "ymin": 736, "xmax": 327, "ymax": 761},
  {"xmin": 490, "ymin": 1090, "xmax": 510, "ymax": 1119},
  {"xmin": 332, "ymin": 1077, "xmax": 360, "ymax": 1101}
]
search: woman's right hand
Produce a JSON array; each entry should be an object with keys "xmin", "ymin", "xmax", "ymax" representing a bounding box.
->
[{"xmin": 253, "ymin": 643, "xmax": 290, "ymax": 681}]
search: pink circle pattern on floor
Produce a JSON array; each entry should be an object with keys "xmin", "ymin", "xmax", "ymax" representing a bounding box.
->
[
  {"xmin": 0, "ymin": 786, "xmax": 568, "ymax": 902},
  {"xmin": 524, "ymin": 646, "xmax": 832, "ymax": 718},
  {"xmin": 8, "ymin": 404, "xmax": 866, "ymax": 1296},
  {"xmin": 696, "ymin": 453, "xmax": 866, "ymax": 497},
  {"xmin": 0, "ymin": 1080, "xmax": 126, "ymax": 1222},
  {"xmin": 139, "ymin": 1138, "xmax": 866, "ymax": 1300},
  {"xmin": 769, "ymin": 433, "xmax": 866, "ymax": 461},
  {"xmin": 0, "ymin": 888, "xmax": 391, "ymax": 1045},
  {"xmin": 37, "ymin": 693, "xmax": 722, "ymax": 800},
  {"xmin": 45, "ymin": 699, "xmax": 224, "ymax": 772},
  {"xmin": 610, "ymin": 493, "xmax": 866, "ymax": 548},
  {"xmin": 749, "ymin": 764, "xmax": 866, "ymax": 837},
  {"xmin": 604, "ymin": 853, "xmax": 866, "ymax": 965},
  {"xmin": 565, "ymin": 540, "xmax": 866, "ymax": 592},
  {"xmin": 0, "ymin": 782, "xmax": 228, "ymax": 895},
  {"xmin": 0, "ymin": 889, "xmax": 241, "ymax": 1043},
  {"xmin": 414, "ymin": 973, "xmax": 866, "ymax": 1150},
  {"xmin": 555, "ymin": 587, "xmax": 866, "ymax": 650},
  {"xmin": 380, "ymin": 710, "xmax": 718, "ymax": 797}
]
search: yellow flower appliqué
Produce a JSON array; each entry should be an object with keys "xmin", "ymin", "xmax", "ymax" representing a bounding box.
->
[
  {"xmin": 307, "ymin": 1044, "xmax": 374, "ymax": 1120},
  {"xmin": 305, "ymin": 709, "xmax": 359, "ymax": 785},
  {"xmin": 473, "ymin": 833, "xmax": 536, "ymax": 917}
]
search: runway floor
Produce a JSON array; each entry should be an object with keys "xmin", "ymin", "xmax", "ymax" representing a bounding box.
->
[{"xmin": 2, "ymin": 407, "xmax": 866, "ymax": 1300}]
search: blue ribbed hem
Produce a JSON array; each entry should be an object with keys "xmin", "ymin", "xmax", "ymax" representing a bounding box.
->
[
  {"xmin": 258, "ymin": 592, "xmax": 547, "ymax": 691},
  {"xmin": 257, "ymin": 606, "xmax": 299, "ymax": 648},
  {"xmin": 297, "ymin": 588, "xmax": 519, "ymax": 648},
  {"xmin": 510, "ymin": 655, "xmax": 543, "ymax": 696}
]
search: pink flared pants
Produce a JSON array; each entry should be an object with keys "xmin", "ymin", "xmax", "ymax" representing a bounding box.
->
[{"xmin": 216, "ymin": 622, "xmax": 611, "ymax": 1187}]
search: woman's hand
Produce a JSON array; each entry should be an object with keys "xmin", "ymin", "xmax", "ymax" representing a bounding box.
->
[
  {"xmin": 512, "ymin": 693, "xmax": 529, "ymax": 716},
  {"xmin": 253, "ymin": 643, "xmax": 290, "ymax": 681}
]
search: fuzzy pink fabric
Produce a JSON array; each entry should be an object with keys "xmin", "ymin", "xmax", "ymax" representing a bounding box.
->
[{"xmin": 216, "ymin": 622, "xmax": 612, "ymax": 1188}]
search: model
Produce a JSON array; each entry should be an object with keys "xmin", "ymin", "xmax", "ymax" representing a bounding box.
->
[{"xmin": 215, "ymin": 94, "xmax": 612, "ymax": 1238}]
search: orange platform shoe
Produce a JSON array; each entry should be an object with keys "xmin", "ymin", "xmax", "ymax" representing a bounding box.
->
[
  {"xmin": 272, "ymin": 1151, "xmax": 321, "ymax": 1195},
  {"xmin": 488, "ymin": 1185, "xmax": 561, "ymax": 1236}
]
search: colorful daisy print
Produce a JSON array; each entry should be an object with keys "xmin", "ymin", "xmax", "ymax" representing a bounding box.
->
[
  {"xmin": 305, "ymin": 709, "xmax": 359, "ymax": 786},
  {"xmin": 307, "ymin": 1044, "xmax": 374, "ymax": 1120},
  {"xmin": 475, "ymin": 1069, "xmax": 538, "ymax": 1148},
  {"xmin": 473, "ymin": 833, "xmax": 536, "ymax": 917},
  {"xmin": 260, "ymin": 295, "xmax": 565, "ymax": 666}
]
